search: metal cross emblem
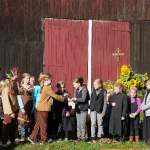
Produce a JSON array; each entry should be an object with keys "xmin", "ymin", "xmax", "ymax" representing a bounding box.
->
[
  {"xmin": 112, "ymin": 48, "xmax": 124, "ymax": 62},
  {"xmin": 112, "ymin": 48, "xmax": 125, "ymax": 79}
]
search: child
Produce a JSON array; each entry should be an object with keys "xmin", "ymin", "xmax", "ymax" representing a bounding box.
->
[
  {"xmin": 28, "ymin": 73, "xmax": 65, "ymax": 144},
  {"xmin": 141, "ymin": 80, "xmax": 150, "ymax": 144},
  {"xmin": 109, "ymin": 83, "xmax": 128, "ymax": 142},
  {"xmin": 53, "ymin": 81, "xmax": 67, "ymax": 139},
  {"xmin": 30, "ymin": 76, "xmax": 35, "ymax": 87},
  {"xmin": 90, "ymin": 79, "xmax": 107, "ymax": 141},
  {"xmin": 55, "ymin": 81, "xmax": 73, "ymax": 140},
  {"xmin": 1, "ymin": 77, "xmax": 19, "ymax": 145},
  {"xmin": 29, "ymin": 76, "xmax": 37, "ymax": 132},
  {"xmin": 72, "ymin": 77, "xmax": 90, "ymax": 141},
  {"xmin": 0, "ymin": 81, "xmax": 4, "ymax": 142},
  {"xmin": 18, "ymin": 73, "xmax": 33, "ymax": 140},
  {"xmin": 32, "ymin": 73, "xmax": 44, "ymax": 109},
  {"xmin": 103, "ymin": 89, "xmax": 114, "ymax": 138},
  {"xmin": 62, "ymin": 98, "xmax": 73, "ymax": 141},
  {"xmin": 128, "ymin": 87, "xmax": 141, "ymax": 143},
  {"xmin": 32, "ymin": 83, "xmax": 41, "ymax": 109}
]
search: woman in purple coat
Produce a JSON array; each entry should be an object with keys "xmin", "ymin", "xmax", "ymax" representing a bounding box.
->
[{"xmin": 128, "ymin": 87, "xmax": 142, "ymax": 143}]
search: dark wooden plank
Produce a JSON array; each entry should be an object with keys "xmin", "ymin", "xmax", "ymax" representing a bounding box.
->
[{"xmin": 0, "ymin": 0, "xmax": 150, "ymax": 78}]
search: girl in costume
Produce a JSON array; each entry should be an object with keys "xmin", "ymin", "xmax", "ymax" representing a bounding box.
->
[
  {"xmin": 18, "ymin": 73, "xmax": 33, "ymax": 141},
  {"xmin": 1, "ymin": 68, "xmax": 19, "ymax": 145},
  {"xmin": 128, "ymin": 87, "xmax": 142, "ymax": 143}
]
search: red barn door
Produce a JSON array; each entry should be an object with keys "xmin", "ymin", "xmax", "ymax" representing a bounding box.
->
[
  {"xmin": 92, "ymin": 21, "xmax": 130, "ymax": 81},
  {"xmin": 44, "ymin": 19, "xmax": 130, "ymax": 94},
  {"xmin": 44, "ymin": 19, "xmax": 88, "ymax": 94}
]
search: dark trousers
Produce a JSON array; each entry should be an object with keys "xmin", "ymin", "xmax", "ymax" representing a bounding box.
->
[
  {"xmin": 129, "ymin": 116, "xmax": 140, "ymax": 136},
  {"xmin": 30, "ymin": 111, "xmax": 48, "ymax": 143},
  {"xmin": 143, "ymin": 116, "xmax": 150, "ymax": 143},
  {"xmin": 2, "ymin": 118, "xmax": 17, "ymax": 144},
  {"xmin": 0, "ymin": 119, "xmax": 3, "ymax": 141}
]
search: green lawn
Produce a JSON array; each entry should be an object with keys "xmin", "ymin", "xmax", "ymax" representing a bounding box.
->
[{"xmin": 0, "ymin": 140, "xmax": 149, "ymax": 150}]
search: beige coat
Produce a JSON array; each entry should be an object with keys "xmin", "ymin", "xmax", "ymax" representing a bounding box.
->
[{"xmin": 1, "ymin": 80, "xmax": 19, "ymax": 117}]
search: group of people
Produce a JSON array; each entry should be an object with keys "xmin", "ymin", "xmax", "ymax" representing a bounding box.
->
[{"xmin": 0, "ymin": 69, "xmax": 150, "ymax": 146}]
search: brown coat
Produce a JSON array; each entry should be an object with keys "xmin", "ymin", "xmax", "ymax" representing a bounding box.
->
[
  {"xmin": 37, "ymin": 85, "xmax": 64, "ymax": 112},
  {"xmin": 21, "ymin": 89, "xmax": 33, "ymax": 116},
  {"xmin": 18, "ymin": 87, "xmax": 33, "ymax": 123}
]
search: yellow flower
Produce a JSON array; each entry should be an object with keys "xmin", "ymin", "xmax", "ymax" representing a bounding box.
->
[
  {"xmin": 143, "ymin": 73, "xmax": 149, "ymax": 81},
  {"xmin": 121, "ymin": 65, "xmax": 128, "ymax": 68},
  {"xmin": 104, "ymin": 81, "xmax": 114, "ymax": 91},
  {"xmin": 129, "ymin": 79, "xmax": 137, "ymax": 87},
  {"xmin": 117, "ymin": 79, "xmax": 122, "ymax": 83},
  {"xmin": 123, "ymin": 82, "xmax": 129, "ymax": 89},
  {"xmin": 120, "ymin": 65, "xmax": 131, "ymax": 76}
]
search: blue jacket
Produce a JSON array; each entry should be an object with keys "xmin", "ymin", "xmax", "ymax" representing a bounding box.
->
[{"xmin": 32, "ymin": 85, "xmax": 41, "ymax": 108}]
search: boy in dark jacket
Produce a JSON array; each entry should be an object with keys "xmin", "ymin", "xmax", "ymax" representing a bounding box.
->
[
  {"xmin": 90, "ymin": 79, "xmax": 107, "ymax": 140},
  {"xmin": 72, "ymin": 77, "xmax": 90, "ymax": 141}
]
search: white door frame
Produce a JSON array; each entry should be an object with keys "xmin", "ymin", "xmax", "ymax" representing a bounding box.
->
[{"xmin": 87, "ymin": 20, "xmax": 93, "ymax": 94}]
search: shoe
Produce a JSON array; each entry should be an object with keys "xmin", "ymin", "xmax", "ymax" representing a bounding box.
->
[
  {"xmin": 135, "ymin": 136, "xmax": 139, "ymax": 143},
  {"xmin": 0, "ymin": 144, "xmax": 7, "ymax": 148},
  {"xmin": 47, "ymin": 138, "xmax": 53, "ymax": 143},
  {"xmin": 97, "ymin": 137, "xmax": 102, "ymax": 140},
  {"xmin": 81, "ymin": 138, "xmax": 88, "ymax": 142},
  {"xmin": 116, "ymin": 137, "xmax": 123, "ymax": 142},
  {"xmin": 0, "ymin": 142, "xmax": 7, "ymax": 147},
  {"xmin": 90, "ymin": 137, "xmax": 96, "ymax": 142},
  {"xmin": 97, "ymin": 134, "xmax": 104, "ymax": 139},
  {"xmin": 15, "ymin": 138, "xmax": 20, "ymax": 142},
  {"xmin": 129, "ymin": 136, "xmax": 134, "ymax": 143},
  {"xmin": 39, "ymin": 142, "xmax": 45, "ymax": 145},
  {"xmin": 64, "ymin": 138, "xmax": 68, "ymax": 141},
  {"xmin": 91, "ymin": 137, "xmax": 96, "ymax": 140},
  {"xmin": 27, "ymin": 137, "xmax": 35, "ymax": 144},
  {"xmin": 20, "ymin": 138, "xmax": 26, "ymax": 142},
  {"xmin": 10, "ymin": 141, "xmax": 16, "ymax": 145},
  {"xmin": 57, "ymin": 138, "xmax": 63, "ymax": 141}
]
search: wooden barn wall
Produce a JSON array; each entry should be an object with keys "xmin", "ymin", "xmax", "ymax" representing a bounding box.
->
[
  {"xmin": 0, "ymin": 0, "xmax": 150, "ymax": 77},
  {"xmin": 1, "ymin": 0, "xmax": 150, "ymax": 20},
  {"xmin": 0, "ymin": 0, "xmax": 46, "ymax": 77},
  {"xmin": 47, "ymin": 0, "xmax": 150, "ymax": 20},
  {"xmin": 44, "ymin": 19, "xmax": 88, "ymax": 94},
  {"xmin": 92, "ymin": 21, "xmax": 130, "ymax": 81},
  {"xmin": 131, "ymin": 21, "xmax": 150, "ymax": 76}
]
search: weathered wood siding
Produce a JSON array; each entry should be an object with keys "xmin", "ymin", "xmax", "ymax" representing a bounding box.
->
[{"xmin": 0, "ymin": 0, "xmax": 150, "ymax": 77}]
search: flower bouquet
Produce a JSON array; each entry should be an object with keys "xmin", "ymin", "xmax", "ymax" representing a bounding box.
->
[{"xmin": 104, "ymin": 65, "xmax": 149, "ymax": 98}]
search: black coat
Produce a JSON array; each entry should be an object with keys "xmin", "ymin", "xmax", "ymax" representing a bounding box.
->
[
  {"xmin": 0, "ymin": 97, "xmax": 3, "ymax": 117},
  {"xmin": 74, "ymin": 86, "xmax": 90, "ymax": 113},
  {"xmin": 109, "ymin": 92, "xmax": 128, "ymax": 137},
  {"xmin": 90, "ymin": 88, "xmax": 107, "ymax": 113},
  {"xmin": 53, "ymin": 92, "xmax": 65, "ymax": 122},
  {"xmin": 62, "ymin": 100, "xmax": 72, "ymax": 132}
]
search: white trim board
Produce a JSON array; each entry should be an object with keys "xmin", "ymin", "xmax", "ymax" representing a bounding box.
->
[{"xmin": 87, "ymin": 20, "xmax": 92, "ymax": 94}]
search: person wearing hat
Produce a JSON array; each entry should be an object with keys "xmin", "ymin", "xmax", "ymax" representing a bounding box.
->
[{"xmin": 1, "ymin": 68, "xmax": 19, "ymax": 145}]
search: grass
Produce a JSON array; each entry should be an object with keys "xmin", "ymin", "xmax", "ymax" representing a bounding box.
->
[{"xmin": 0, "ymin": 140, "xmax": 149, "ymax": 150}]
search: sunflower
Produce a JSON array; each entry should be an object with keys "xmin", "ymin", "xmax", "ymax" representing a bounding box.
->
[
  {"xmin": 120, "ymin": 65, "xmax": 131, "ymax": 77},
  {"xmin": 129, "ymin": 79, "xmax": 137, "ymax": 87}
]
